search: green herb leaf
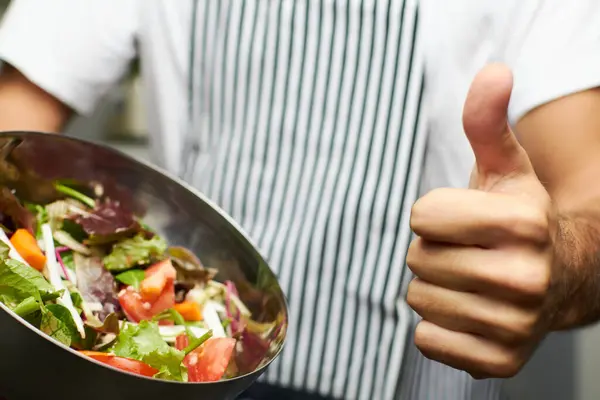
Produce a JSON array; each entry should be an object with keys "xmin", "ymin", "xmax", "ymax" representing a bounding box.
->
[
  {"xmin": 114, "ymin": 269, "xmax": 146, "ymax": 290},
  {"xmin": 103, "ymin": 234, "xmax": 167, "ymax": 272},
  {"xmin": 111, "ymin": 320, "xmax": 187, "ymax": 382},
  {"xmin": 40, "ymin": 304, "xmax": 81, "ymax": 347}
]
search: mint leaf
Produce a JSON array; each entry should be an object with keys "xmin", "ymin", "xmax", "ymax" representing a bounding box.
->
[
  {"xmin": 111, "ymin": 320, "xmax": 187, "ymax": 382},
  {"xmin": 114, "ymin": 269, "xmax": 146, "ymax": 290},
  {"xmin": 40, "ymin": 304, "xmax": 81, "ymax": 347},
  {"xmin": 103, "ymin": 234, "xmax": 167, "ymax": 272}
]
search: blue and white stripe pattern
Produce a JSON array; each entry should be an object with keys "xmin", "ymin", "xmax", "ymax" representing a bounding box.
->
[{"xmin": 180, "ymin": 1, "xmax": 504, "ymax": 399}]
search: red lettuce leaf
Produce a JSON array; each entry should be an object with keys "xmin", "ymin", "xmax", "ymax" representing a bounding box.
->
[
  {"xmin": 72, "ymin": 199, "xmax": 141, "ymax": 245},
  {"xmin": 73, "ymin": 253, "xmax": 121, "ymax": 321},
  {"xmin": 0, "ymin": 186, "xmax": 35, "ymax": 234}
]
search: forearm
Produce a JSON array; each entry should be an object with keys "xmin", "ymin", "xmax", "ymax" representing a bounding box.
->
[
  {"xmin": 0, "ymin": 64, "xmax": 71, "ymax": 132},
  {"xmin": 514, "ymin": 85, "xmax": 600, "ymax": 330},
  {"xmin": 552, "ymin": 204, "xmax": 600, "ymax": 330}
]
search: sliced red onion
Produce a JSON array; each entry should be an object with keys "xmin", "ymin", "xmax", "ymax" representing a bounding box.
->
[{"xmin": 55, "ymin": 249, "xmax": 71, "ymax": 282}]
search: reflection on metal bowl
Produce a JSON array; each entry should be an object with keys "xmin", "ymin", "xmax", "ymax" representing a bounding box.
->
[{"xmin": 0, "ymin": 131, "xmax": 288, "ymax": 400}]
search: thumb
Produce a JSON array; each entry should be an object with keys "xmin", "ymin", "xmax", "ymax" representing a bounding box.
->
[{"xmin": 463, "ymin": 63, "xmax": 534, "ymax": 181}]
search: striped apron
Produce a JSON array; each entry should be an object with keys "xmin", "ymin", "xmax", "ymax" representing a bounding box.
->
[{"xmin": 179, "ymin": 1, "xmax": 504, "ymax": 399}]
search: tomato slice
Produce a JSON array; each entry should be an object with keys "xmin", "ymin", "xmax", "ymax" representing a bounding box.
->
[
  {"xmin": 175, "ymin": 335, "xmax": 236, "ymax": 382},
  {"xmin": 145, "ymin": 259, "xmax": 177, "ymax": 280},
  {"xmin": 150, "ymin": 281, "xmax": 175, "ymax": 315},
  {"xmin": 175, "ymin": 334, "xmax": 189, "ymax": 351},
  {"xmin": 118, "ymin": 282, "xmax": 175, "ymax": 322},
  {"xmin": 118, "ymin": 287, "xmax": 154, "ymax": 322},
  {"xmin": 140, "ymin": 272, "xmax": 166, "ymax": 302},
  {"xmin": 140, "ymin": 259, "xmax": 177, "ymax": 302},
  {"xmin": 80, "ymin": 351, "xmax": 158, "ymax": 377}
]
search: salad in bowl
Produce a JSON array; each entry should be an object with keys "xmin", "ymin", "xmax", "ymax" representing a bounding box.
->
[{"xmin": 0, "ymin": 181, "xmax": 285, "ymax": 384}]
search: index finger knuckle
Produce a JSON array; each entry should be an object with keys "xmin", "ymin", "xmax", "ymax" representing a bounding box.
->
[{"xmin": 410, "ymin": 188, "xmax": 452, "ymax": 234}]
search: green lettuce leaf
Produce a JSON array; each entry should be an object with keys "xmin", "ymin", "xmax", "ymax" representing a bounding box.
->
[
  {"xmin": 0, "ymin": 241, "xmax": 8, "ymax": 259},
  {"xmin": 103, "ymin": 234, "xmax": 167, "ymax": 272},
  {"xmin": 114, "ymin": 269, "xmax": 146, "ymax": 290},
  {"xmin": 0, "ymin": 242, "xmax": 59, "ymax": 307},
  {"xmin": 145, "ymin": 350, "xmax": 188, "ymax": 381},
  {"xmin": 40, "ymin": 304, "xmax": 81, "ymax": 347},
  {"xmin": 12, "ymin": 296, "xmax": 41, "ymax": 317},
  {"xmin": 111, "ymin": 320, "xmax": 187, "ymax": 381}
]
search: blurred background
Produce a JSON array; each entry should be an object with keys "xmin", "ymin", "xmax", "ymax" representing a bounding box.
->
[
  {"xmin": 0, "ymin": 1, "xmax": 599, "ymax": 399},
  {"xmin": 0, "ymin": 0, "xmax": 150, "ymax": 163}
]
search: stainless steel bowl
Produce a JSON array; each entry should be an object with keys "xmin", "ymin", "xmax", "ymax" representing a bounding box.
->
[{"xmin": 0, "ymin": 131, "xmax": 288, "ymax": 400}]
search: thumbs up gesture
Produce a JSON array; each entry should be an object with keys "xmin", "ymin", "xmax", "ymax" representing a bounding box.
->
[{"xmin": 407, "ymin": 64, "xmax": 558, "ymax": 378}]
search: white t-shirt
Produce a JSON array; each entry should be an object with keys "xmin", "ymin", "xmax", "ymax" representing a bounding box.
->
[{"xmin": 1, "ymin": 1, "xmax": 599, "ymax": 400}]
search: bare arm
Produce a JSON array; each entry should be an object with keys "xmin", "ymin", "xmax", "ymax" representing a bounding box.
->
[
  {"xmin": 0, "ymin": 64, "xmax": 72, "ymax": 133},
  {"xmin": 516, "ymin": 88, "xmax": 600, "ymax": 329}
]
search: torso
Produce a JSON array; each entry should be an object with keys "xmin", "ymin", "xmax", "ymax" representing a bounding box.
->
[{"xmin": 135, "ymin": 1, "xmax": 509, "ymax": 399}]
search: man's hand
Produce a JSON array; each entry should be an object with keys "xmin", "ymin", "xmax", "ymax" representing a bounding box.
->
[{"xmin": 406, "ymin": 64, "xmax": 559, "ymax": 378}]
